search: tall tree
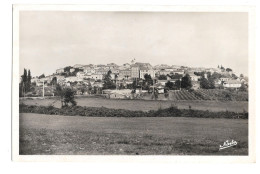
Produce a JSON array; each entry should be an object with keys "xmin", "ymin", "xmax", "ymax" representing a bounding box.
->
[
  {"xmin": 220, "ymin": 65, "xmax": 225, "ymax": 71},
  {"xmin": 27, "ymin": 69, "xmax": 32, "ymax": 92},
  {"xmin": 22, "ymin": 69, "xmax": 27, "ymax": 84},
  {"xmin": 200, "ymin": 77, "xmax": 210, "ymax": 89},
  {"xmin": 51, "ymin": 77, "xmax": 57, "ymax": 85},
  {"xmin": 181, "ymin": 74, "xmax": 192, "ymax": 89},
  {"xmin": 21, "ymin": 69, "xmax": 27, "ymax": 93},
  {"xmin": 208, "ymin": 78, "xmax": 215, "ymax": 89},
  {"xmin": 174, "ymin": 79, "xmax": 181, "ymax": 90},
  {"xmin": 144, "ymin": 74, "xmax": 153, "ymax": 85},
  {"xmin": 20, "ymin": 68, "xmax": 32, "ymax": 96},
  {"xmin": 103, "ymin": 70, "xmax": 116, "ymax": 89},
  {"xmin": 142, "ymin": 74, "xmax": 153, "ymax": 90}
]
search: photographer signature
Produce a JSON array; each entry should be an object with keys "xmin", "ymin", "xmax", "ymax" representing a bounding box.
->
[{"xmin": 219, "ymin": 140, "xmax": 237, "ymax": 150}]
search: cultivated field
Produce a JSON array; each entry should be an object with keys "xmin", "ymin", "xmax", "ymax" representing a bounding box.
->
[
  {"xmin": 168, "ymin": 89, "xmax": 248, "ymax": 101},
  {"xmin": 20, "ymin": 113, "xmax": 248, "ymax": 155},
  {"xmin": 20, "ymin": 97, "xmax": 248, "ymax": 112}
]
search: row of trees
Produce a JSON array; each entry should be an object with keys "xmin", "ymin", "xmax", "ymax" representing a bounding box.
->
[{"xmin": 19, "ymin": 69, "xmax": 32, "ymax": 96}]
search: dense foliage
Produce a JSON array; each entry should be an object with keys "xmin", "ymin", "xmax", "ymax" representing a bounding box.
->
[
  {"xmin": 20, "ymin": 104, "xmax": 248, "ymax": 119},
  {"xmin": 55, "ymin": 85, "xmax": 77, "ymax": 107},
  {"xmin": 142, "ymin": 74, "xmax": 153, "ymax": 90},
  {"xmin": 168, "ymin": 74, "xmax": 183, "ymax": 80},
  {"xmin": 180, "ymin": 74, "xmax": 192, "ymax": 89},
  {"xmin": 103, "ymin": 70, "xmax": 116, "ymax": 89},
  {"xmin": 200, "ymin": 77, "xmax": 215, "ymax": 89},
  {"xmin": 165, "ymin": 81, "xmax": 175, "ymax": 90},
  {"xmin": 62, "ymin": 66, "xmax": 83, "ymax": 77},
  {"xmin": 199, "ymin": 72, "xmax": 224, "ymax": 89},
  {"xmin": 19, "ymin": 69, "xmax": 32, "ymax": 97},
  {"xmin": 158, "ymin": 75, "xmax": 167, "ymax": 80}
]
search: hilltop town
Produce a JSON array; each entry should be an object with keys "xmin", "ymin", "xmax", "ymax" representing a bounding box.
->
[{"xmin": 20, "ymin": 59, "xmax": 248, "ymax": 99}]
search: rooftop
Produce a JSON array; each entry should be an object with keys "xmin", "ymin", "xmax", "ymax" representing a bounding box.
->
[{"xmin": 224, "ymin": 80, "xmax": 241, "ymax": 84}]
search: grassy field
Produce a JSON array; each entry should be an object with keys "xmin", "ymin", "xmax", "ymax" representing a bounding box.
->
[
  {"xmin": 20, "ymin": 97, "xmax": 248, "ymax": 112},
  {"xmin": 19, "ymin": 113, "xmax": 248, "ymax": 155}
]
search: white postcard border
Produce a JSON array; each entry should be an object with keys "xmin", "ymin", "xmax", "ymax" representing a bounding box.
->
[{"xmin": 12, "ymin": 4, "xmax": 256, "ymax": 163}]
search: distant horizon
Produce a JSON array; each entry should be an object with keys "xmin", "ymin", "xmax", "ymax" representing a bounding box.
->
[
  {"xmin": 20, "ymin": 12, "xmax": 248, "ymax": 77},
  {"xmin": 21, "ymin": 61, "xmax": 244, "ymax": 78}
]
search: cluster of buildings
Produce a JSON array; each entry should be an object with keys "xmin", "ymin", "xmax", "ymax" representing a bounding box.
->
[{"xmin": 31, "ymin": 60, "xmax": 247, "ymax": 91}]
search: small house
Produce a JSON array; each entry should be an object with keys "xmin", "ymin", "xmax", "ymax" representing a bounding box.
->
[{"xmin": 223, "ymin": 80, "xmax": 242, "ymax": 88}]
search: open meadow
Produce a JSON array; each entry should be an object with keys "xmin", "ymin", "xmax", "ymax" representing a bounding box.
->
[
  {"xmin": 19, "ymin": 113, "xmax": 248, "ymax": 155},
  {"xmin": 20, "ymin": 97, "xmax": 248, "ymax": 112}
]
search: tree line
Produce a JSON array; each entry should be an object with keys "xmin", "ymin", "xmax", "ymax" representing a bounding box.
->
[{"xmin": 19, "ymin": 69, "xmax": 32, "ymax": 97}]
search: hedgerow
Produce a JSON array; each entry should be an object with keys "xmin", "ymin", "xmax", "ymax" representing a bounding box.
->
[{"xmin": 19, "ymin": 104, "xmax": 248, "ymax": 119}]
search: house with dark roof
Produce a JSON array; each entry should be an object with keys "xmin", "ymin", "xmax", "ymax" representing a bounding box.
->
[{"xmin": 135, "ymin": 62, "xmax": 152, "ymax": 69}]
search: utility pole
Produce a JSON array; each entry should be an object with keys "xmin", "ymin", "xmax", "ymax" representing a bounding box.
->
[
  {"xmin": 152, "ymin": 79, "xmax": 155, "ymax": 95},
  {"xmin": 52, "ymin": 83, "xmax": 54, "ymax": 97},
  {"xmin": 140, "ymin": 79, "xmax": 143, "ymax": 93},
  {"xmin": 42, "ymin": 81, "xmax": 45, "ymax": 98},
  {"xmin": 116, "ymin": 78, "xmax": 117, "ymax": 90},
  {"xmin": 180, "ymin": 78, "xmax": 182, "ymax": 91}
]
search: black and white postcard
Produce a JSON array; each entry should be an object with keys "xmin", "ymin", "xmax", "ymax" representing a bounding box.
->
[{"xmin": 12, "ymin": 5, "xmax": 256, "ymax": 162}]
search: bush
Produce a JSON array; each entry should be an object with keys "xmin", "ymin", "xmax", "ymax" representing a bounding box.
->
[{"xmin": 55, "ymin": 85, "xmax": 77, "ymax": 107}]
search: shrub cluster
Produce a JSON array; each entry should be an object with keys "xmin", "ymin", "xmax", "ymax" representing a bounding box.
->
[
  {"xmin": 19, "ymin": 104, "xmax": 145, "ymax": 117},
  {"xmin": 148, "ymin": 107, "xmax": 248, "ymax": 119},
  {"xmin": 19, "ymin": 104, "xmax": 248, "ymax": 119}
]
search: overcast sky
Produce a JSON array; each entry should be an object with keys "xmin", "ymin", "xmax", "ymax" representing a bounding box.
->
[{"xmin": 19, "ymin": 11, "xmax": 248, "ymax": 77}]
